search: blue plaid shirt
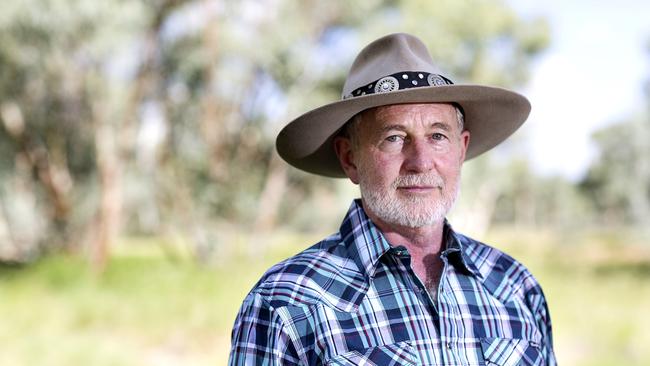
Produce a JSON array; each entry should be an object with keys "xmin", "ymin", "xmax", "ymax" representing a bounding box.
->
[{"xmin": 229, "ymin": 200, "xmax": 556, "ymax": 365}]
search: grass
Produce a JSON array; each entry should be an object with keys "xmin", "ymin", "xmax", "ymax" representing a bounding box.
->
[{"xmin": 0, "ymin": 227, "xmax": 649, "ymax": 365}]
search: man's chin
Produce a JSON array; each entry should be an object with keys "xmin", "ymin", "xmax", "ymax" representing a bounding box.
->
[
  {"xmin": 382, "ymin": 203, "xmax": 447, "ymax": 228},
  {"xmin": 395, "ymin": 196, "xmax": 438, "ymax": 208},
  {"xmin": 389, "ymin": 214, "xmax": 443, "ymax": 229}
]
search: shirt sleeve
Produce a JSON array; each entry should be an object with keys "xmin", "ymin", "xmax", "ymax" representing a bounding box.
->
[
  {"xmin": 527, "ymin": 286, "xmax": 557, "ymax": 366},
  {"xmin": 228, "ymin": 291, "xmax": 302, "ymax": 365}
]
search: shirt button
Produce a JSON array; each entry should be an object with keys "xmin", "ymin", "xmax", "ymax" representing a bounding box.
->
[{"xmin": 446, "ymin": 342, "xmax": 452, "ymax": 349}]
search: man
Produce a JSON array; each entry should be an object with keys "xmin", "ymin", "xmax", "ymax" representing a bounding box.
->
[{"xmin": 229, "ymin": 33, "xmax": 556, "ymax": 365}]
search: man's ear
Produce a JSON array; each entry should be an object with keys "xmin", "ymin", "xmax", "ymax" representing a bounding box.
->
[
  {"xmin": 333, "ymin": 136, "xmax": 360, "ymax": 184},
  {"xmin": 459, "ymin": 129, "xmax": 470, "ymax": 163}
]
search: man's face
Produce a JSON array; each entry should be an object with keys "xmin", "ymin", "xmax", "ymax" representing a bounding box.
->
[{"xmin": 336, "ymin": 103, "xmax": 470, "ymax": 229}]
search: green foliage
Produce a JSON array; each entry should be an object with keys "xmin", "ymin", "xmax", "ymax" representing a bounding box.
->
[
  {"xmin": 580, "ymin": 116, "xmax": 650, "ymax": 225},
  {"xmin": 0, "ymin": 0, "xmax": 150, "ymax": 254}
]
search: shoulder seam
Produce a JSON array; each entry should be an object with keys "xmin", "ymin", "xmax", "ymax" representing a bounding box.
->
[{"xmin": 251, "ymin": 293, "xmax": 308, "ymax": 365}]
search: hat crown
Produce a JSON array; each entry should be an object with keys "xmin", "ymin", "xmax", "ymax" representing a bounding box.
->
[{"xmin": 342, "ymin": 33, "xmax": 443, "ymax": 98}]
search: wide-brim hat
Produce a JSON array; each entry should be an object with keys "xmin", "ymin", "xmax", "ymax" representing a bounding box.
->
[{"xmin": 276, "ymin": 32, "xmax": 531, "ymax": 177}]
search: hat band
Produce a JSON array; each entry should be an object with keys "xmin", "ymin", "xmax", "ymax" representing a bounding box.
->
[{"xmin": 343, "ymin": 71, "xmax": 454, "ymax": 100}]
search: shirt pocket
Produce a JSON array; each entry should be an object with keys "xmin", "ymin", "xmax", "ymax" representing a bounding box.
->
[
  {"xmin": 325, "ymin": 341, "xmax": 420, "ymax": 366},
  {"xmin": 480, "ymin": 337, "xmax": 543, "ymax": 366}
]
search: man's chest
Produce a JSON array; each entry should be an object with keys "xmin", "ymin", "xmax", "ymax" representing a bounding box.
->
[{"xmin": 282, "ymin": 263, "xmax": 544, "ymax": 365}]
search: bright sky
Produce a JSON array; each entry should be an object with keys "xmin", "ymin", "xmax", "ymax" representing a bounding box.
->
[{"xmin": 506, "ymin": 0, "xmax": 650, "ymax": 180}]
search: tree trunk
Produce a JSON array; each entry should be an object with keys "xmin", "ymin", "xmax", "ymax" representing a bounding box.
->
[
  {"xmin": 253, "ymin": 152, "xmax": 288, "ymax": 233},
  {"xmin": 91, "ymin": 111, "xmax": 121, "ymax": 273}
]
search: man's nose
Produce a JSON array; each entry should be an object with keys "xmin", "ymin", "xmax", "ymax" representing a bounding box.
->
[{"xmin": 402, "ymin": 138, "xmax": 434, "ymax": 173}]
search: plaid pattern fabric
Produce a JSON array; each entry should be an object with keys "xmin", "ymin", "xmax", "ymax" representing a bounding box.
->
[{"xmin": 229, "ymin": 200, "xmax": 556, "ymax": 365}]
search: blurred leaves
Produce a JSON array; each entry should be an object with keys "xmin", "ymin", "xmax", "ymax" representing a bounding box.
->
[
  {"xmin": 581, "ymin": 114, "xmax": 650, "ymax": 225},
  {"xmin": 0, "ymin": 0, "xmax": 646, "ymax": 265}
]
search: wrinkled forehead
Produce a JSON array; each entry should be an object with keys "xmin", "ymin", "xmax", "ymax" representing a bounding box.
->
[{"xmin": 360, "ymin": 103, "xmax": 458, "ymax": 130}]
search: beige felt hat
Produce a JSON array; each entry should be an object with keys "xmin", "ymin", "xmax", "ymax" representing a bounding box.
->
[{"xmin": 276, "ymin": 32, "xmax": 531, "ymax": 177}]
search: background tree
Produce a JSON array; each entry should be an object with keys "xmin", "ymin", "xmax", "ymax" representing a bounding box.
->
[
  {"xmin": 0, "ymin": 0, "xmax": 151, "ymax": 263},
  {"xmin": 580, "ymin": 116, "xmax": 650, "ymax": 226},
  {"xmin": 0, "ymin": 0, "xmax": 553, "ymax": 266},
  {"xmin": 578, "ymin": 43, "xmax": 650, "ymax": 228}
]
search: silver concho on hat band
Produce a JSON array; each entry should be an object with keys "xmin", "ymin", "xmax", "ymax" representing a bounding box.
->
[
  {"xmin": 427, "ymin": 74, "xmax": 447, "ymax": 86},
  {"xmin": 374, "ymin": 76, "xmax": 399, "ymax": 93}
]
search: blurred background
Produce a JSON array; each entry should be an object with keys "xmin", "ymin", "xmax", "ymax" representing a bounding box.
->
[{"xmin": 0, "ymin": 0, "xmax": 649, "ymax": 365}]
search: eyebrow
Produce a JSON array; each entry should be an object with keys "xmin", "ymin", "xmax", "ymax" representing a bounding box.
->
[{"xmin": 379, "ymin": 122, "xmax": 452, "ymax": 133}]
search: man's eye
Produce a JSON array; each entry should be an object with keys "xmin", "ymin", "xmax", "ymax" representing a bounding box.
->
[
  {"xmin": 385, "ymin": 135, "xmax": 404, "ymax": 143},
  {"xmin": 432, "ymin": 133, "xmax": 447, "ymax": 140}
]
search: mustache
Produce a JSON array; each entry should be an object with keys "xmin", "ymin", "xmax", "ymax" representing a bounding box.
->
[{"xmin": 392, "ymin": 174, "xmax": 444, "ymax": 188}]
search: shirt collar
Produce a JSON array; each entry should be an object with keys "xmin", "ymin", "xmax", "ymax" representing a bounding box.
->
[
  {"xmin": 339, "ymin": 199, "xmax": 483, "ymax": 280},
  {"xmin": 441, "ymin": 222, "xmax": 483, "ymax": 279}
]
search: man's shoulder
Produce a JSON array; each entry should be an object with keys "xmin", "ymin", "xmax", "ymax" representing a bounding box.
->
[
  {"xmin": 456, "ymin": 232, "xmax": 544, "ymax": 298},
  {"xmin": 245, "ymin": 232, "xmax": 366, "ymax": 311}
]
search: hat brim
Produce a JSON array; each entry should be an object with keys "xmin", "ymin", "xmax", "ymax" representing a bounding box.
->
[{"xmin": 276, "ymin": 84, "xmax": 531, "ymax": 177}]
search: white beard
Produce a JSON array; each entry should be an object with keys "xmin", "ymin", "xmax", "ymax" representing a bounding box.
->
[{"xmin": 359, "ymin": 172, "xmax": 460, "ymax": 228}]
